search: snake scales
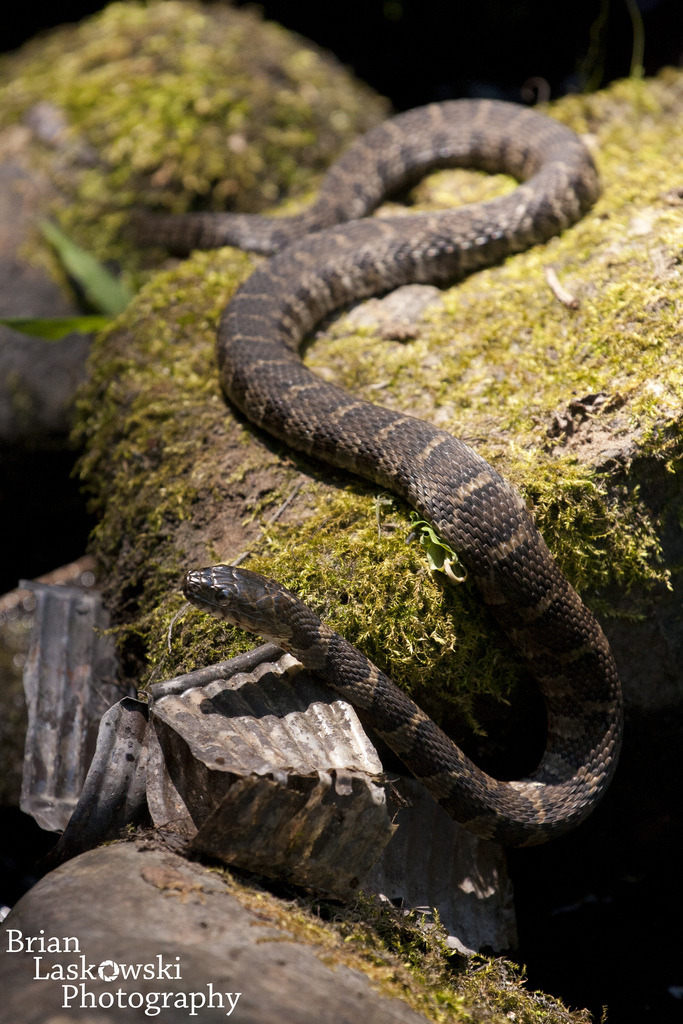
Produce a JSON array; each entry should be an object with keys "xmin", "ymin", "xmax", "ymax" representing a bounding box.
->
[{"xmin": 143, "ymin": 99, "xmax": 624, "ymax": 846}]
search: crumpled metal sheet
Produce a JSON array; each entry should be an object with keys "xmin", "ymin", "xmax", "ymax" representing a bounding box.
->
[
  {"xmin": 192, "ymin": 771, "xmax": 391, "ymax": 893},
  {"xmin": 150, "ymin": 649, "xmax": 382, "ymax": 778},
  {"xmin": 19, "ymin": 581, "xmax": 128, "ymax": 831},
  {"xmin": 14, "ymin": 577, "xmax": 518, "ymax": 951},
  {"xmin": 362, "ymin": 777, "xmax": 518, "ymax": 954},
  {"xmin": 50, "ymin": 697, "xmax": 151, "ymax": 863},
  {"xmin": 147, "ymin": 649, "xmax": 395, "ymax": 895}
]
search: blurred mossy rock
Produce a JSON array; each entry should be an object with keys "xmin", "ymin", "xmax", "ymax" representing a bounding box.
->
[
  {"xmin": 75, "ymin": 69, "xmax": 683, "ymax": 758},
  {"xmin": 0, "ymin": 0, "xmax": 386, "ymax": 441},
  {"xmin": 0, "ymin": 0, "xmax": 388, "ymax": 287}
]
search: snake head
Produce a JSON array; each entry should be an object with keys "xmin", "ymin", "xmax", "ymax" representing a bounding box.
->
[{"xmin": 183, "ymin": 564, "xmax": 295, "ymax": 644}]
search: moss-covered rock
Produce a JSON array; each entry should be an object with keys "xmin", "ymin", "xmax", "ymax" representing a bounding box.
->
[
  {"xmin": 0, "ymin": 0, "xmax": 387, "ymax": 286},
  {"xmin": 74, "ymin": 70, "xmax": 682, "ymax": 767}
]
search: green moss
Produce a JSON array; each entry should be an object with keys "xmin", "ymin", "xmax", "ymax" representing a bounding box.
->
[
  {"xmin": 334, "ymin": 895, "xmax": 590, "ymax": 1022},
  {"xmin": 73, "ymin": 247, "xmax": 257, "ymax": 679},
  {"xmin": 247, "ymin": 492, "xmax": 523, "ymax": 726},
  {"xmin": 0, "ymin": 0, "xmax": 387, "ymax": 282},
  {"xmin": 301, "ymin": 68, "xmax": 683, "ymax": 607},
  {"xmin": 203, "ymin": 869, "xmax": 590, "ymax": 1023}
]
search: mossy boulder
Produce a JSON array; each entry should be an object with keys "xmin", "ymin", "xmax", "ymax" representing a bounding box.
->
[
  {"xmin": 0, "ymin": 0, "xmax": 387, "ymax": 287},
  {"xmin": 74, "ymin": 69, "xmax": 682, "ymax": 767}
]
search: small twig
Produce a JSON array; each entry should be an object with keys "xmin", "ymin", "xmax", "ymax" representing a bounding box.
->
[
  {"xmin": 231, "ymin": 550, "xmax": 251, "ymax": 567},
  {"xmin": 544, "ymin": 266, "xmax": 579, "ymax": 309},
  {"xmin": 267, "ymin": 480, "xmax": 302, "ymax": 525},
  {"xmin": 167, "ymin": 601, "xmax": 190, "ymax": 652},
  {"xmin": 375, "ymin": 493, "xmax": 394, "ymax": 540}
]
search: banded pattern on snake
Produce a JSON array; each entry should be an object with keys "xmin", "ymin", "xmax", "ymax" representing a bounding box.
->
[{"xmin": 142, "ymin": 99, "xmax": 624, "ymax": 846}]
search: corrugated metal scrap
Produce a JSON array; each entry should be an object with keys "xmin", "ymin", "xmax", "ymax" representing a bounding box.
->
[
  {"xmin": 147, "ymin": 648, "xmax": 396, "ymax": 896},
  {"xmin": 15, "ymin": 580, "xmax": 517, "ymax": 952},
  {"xmin": 19, "ymin": 581, "xmax": 129, "ymax": 832},
  {"xmin": 362, "ymin": 777, "xmax": 518, "ymax": 954},
  {"xmin": 50, "ymin": 696, "xmax": 150, "ymax": 863}
]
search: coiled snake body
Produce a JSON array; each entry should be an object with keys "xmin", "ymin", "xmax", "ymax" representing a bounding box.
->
[{"xmin": 147, "ymin": 99, "xmax": 624, "ymax": 845}]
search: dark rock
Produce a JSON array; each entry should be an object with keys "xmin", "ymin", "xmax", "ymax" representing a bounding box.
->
[{"xmin": 0, "ymin": 843, "xmax": 432, "ymax": 1024}]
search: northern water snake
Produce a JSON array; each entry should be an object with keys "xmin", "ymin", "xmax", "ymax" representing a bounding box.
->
[{"xmin": 143, "ymin": 99, "xmax": 624, "ymax": 845}]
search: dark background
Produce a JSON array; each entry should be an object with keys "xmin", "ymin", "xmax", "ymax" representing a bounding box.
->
[
  {"xmin": 241, "ymin": 0, "xmax": 683, "ymax": 105},
  {"xmin": 2, "ymin": 4, "xmax": 682, "ymax": 1023},
  {"xmin": 4, "ymin": 1, "xmax": 683, "ymax": 108}
]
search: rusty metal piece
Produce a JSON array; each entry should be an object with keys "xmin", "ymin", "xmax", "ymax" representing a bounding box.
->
[
  {"xmin": 147, "ymin": 647, "xmax": 394, "ymax": 894},
  {"xmin": 150, "ymin": 642, "xmax": 282, "ymax": 699},
  {"xmin": 50, "ymin": 697, "xmax": 150, "ymax": 863},
  {"xmin": 191, "ymin": 771, "xmax": 391, "ymax": 894},
  {"xmin": 19, "ymin": 581, "xmax": 127, "ymax": 832},
  {"xmin": 362, "ymin": 777, "xmax": 517, "ymax": 954}
]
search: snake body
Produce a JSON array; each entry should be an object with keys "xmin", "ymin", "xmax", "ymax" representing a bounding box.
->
[{"xmin": 159, "ymin": 99, "xmax": 623, "ymax": 846}]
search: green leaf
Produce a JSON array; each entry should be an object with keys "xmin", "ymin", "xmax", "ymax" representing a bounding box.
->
[
  {"xmin": 408, "ymin": 513, "xmax": 467, "ymax": 582},
  {"xmin": 0, "ymin": 315, "xmax": 111, "ymax": 340},
  {"xmin": 40, "ymin": 220, "xmax": 133, "ymax": 315}
]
